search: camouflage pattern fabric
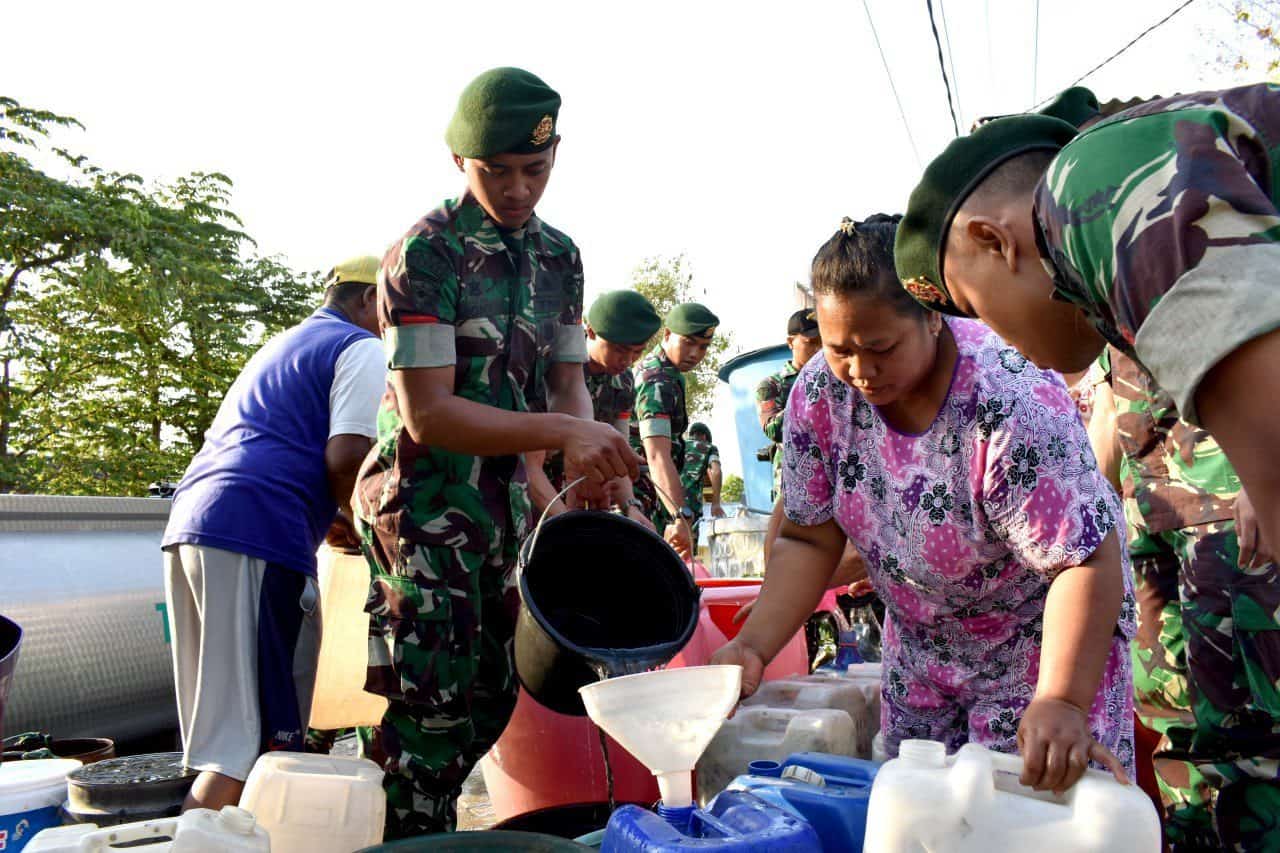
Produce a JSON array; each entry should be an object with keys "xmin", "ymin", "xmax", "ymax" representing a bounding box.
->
[
  {"xmin": 680, "ymin": 438, "xmax": 712, "ymax": 520},
  {"xmin": 1106, "ymin": 348, "xmax": 1280, "ymax": 849},
  {"xmin": 353, "ymin": 190, "xmax": 583, "ymax": 837},
  {"xmin": 542, "ymin": 367, "xmax": 635, "ymax": 489},
  {"xmin": 1034, "ymin": 83, "xmax": 1280, "ymax": 423},
  {"xmin": 755, "ymin": 360, "xmax": 800, "ymax": 501},
  {"xmin": 630, "ymin": 346, "xmax": 688, "ymax": 526}
]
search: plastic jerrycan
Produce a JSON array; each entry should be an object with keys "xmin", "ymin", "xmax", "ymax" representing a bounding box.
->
[
  {"xmin": 743, "ymin": 677, "xmax": 875, "ymax": 759},
  {"xmin": 238, "ymin": 752, "xmax": 385, "ymax": 853},
  {"xmin": 722, "ymin": 752, "xmax": 879, "ymax": 852},
  {"xmin": 310, "ymin": 546, "xmax": 389, "ymax": 729},
  {"xmin": 863, "ymin": 740, "xmax": 1161, "ymax": 853},
  {"xmin": 696, "ymin": 707, "xmax": 855, "ymax": 805},
  {"xmin": 601, "ymin": 789, "xmax": 821, "ymax": 852},
  {"xmin": 24, "ymin": 806, "xmax": 269, "ymax": 852}
]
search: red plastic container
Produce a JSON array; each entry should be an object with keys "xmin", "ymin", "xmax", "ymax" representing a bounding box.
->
[{"xmin": 481, "ymin": 577, "xmax": 815, "ymax": 821}]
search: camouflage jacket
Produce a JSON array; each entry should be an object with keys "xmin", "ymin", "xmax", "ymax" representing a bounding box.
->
[
  {"xmin": 1106, "ymin": 347, "xmax": 1238, "ymax": 537},
  {"xmin": 355, "ymin": 191, "xmax": 586, "ymax": 562},
  {"xmin": 756, "ymin": 360, "xmax": 800, "ymax": 497},
  {"xmin": 630, "ymin": 346, "xmax": 688, "ymax": 472},
  {"xmin": 680, "ymin": 440, "xmax": 719, "ymax": 514},
  {"xmin": 544, "ymin": 367, "xmax": 635, "ymax": 487},
  {"xmin": 1034, "ymin": 83, "xmax": 1280, "ymax": 424}
]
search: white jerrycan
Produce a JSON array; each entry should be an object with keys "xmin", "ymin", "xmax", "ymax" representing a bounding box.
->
[
  {"xmin": 24, "ymin": 806, "xmax": 269, "ymax": 852},
  {"xmin": 238, "ymin": 752, "xmax": 385, "ymax": 853},
  {"xmin": 864, "ymin": 740, "xmax": 1161, "ymax": 853},
  {"xmin": 744, "ymin": 676, "xmax": 876, "ymax": 758},
  {"xmin": 696, "ymin": 706, "xmax": 855, "ymax": 805}
]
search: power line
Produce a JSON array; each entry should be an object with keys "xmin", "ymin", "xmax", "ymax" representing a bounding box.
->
[
  {"xmin": 1030, "ymin": 0, "xmax": 1200, "ymax": 110},
  {"xmin": 862, "ymin": 0, "xmax": 923, "ymax": 168},
  {"xmin": 939, "ymin": 0, "xmax": 964, "ymax": 130},
  {"xmin": 926, "ymin": 0, "xmax": 961, "ymax": 137},
  {"xmin": 1032, "ymin": 0, "xmax": 1040, "ymax": 105}
]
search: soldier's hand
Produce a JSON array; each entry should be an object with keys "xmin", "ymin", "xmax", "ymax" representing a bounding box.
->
[
  {"xmin": 563, "ymin": 419, "xmax": 640, "ymax": 484},
  {"xmin": 325, "ymin": 511, "xmax": 362, "ymax": 553},
  {"xmin": 664, "ymin": 519, "xmax": 693, "ymax": 560},
  {"xmin": 1235, "ymin": 488, "xmax": 1274, "ymax": 569}
]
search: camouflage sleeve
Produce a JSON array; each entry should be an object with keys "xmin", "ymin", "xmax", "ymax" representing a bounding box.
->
[
  {"xmin": 552, "ymin": 242, "xmax": 587, "ymax": 363},
  {"xmin": 708, "ymin": 444, "xmax": 720, "ymax": 465},
  {"xmin": 379, "ymin": 232, "xmax": 459, "ymax": 370},
  {"xmin": 756, "ymin": 375, "xmax": 785, "ymax": 441},
  {"xmin": 635, "ymin": 367, "xmax": 679, "ymax": 441},
  {"xmin": 1039, "ymin": 103, "xmax": 1280, "ymax": 423},
  {"xmin": 614, "ymin": 375, "xmax": 635, "ymax": 436}
]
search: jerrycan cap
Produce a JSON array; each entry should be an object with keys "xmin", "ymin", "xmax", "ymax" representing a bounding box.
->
[
  {"xmin": 218, "ymin": 805, "xmax": 256, "ymax": 835},
  {"xmin": 781, "ymin": 765, "xmax": 825, "ymax": 787}
]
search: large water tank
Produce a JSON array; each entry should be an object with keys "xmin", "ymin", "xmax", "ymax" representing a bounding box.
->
[
  {"xmin": 717, "ymin": 345, "xmax": 789, "ymax": 512},
  {"xmin": 0, "ymin": 495, "xmax": 175, "ymax": 741}
]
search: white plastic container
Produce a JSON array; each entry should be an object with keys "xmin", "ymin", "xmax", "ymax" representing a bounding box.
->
[
  {"xmin": 0, "ymin": 758, "xmax": 81, "ymax": 852},
  {"xmin": 24, "ymin": 806, "xmax": 269, "ymax": 852},
  {"xmin": 309, "ymin": 546, "xmax": 388, "ymax": 729},
  {"xmin": 696, "ymin": 706, "xmax": 855, "ymax": 805},
  {"xmin": 871, "ymin": 731, "xmax": 888, "ymax": 764},
  {"xmin": 864, "ymin": 739, "xmax": 1161, "ymax": 852},
  {"xmin": 238, "ymin": 752, "xmax": 385, "ymax": 853},
  {"xmin": 744, "ymin": 676, "xmax": 876, "ymax": 759}
]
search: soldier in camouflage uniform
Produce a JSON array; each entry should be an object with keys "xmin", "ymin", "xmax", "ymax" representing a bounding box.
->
[
  {"xmin": 352, "ymin": 68, "xmax": 637, "ymax": 839},
  {"xmin": 897, "ymin": 84, "xmax": 1280, "ymax": 850},
  {"xmin": 755, "ymin": 309, "xmax": 823, "ymax": 501},
  {"xmin": 680, "ymin": 422, "xmax": 724, "ymax": 525},
  {"xmin": 630, "ymin": 303, "xmax": 719, "ymax": 557},
  {"xmin": 528, "ymin": 289, "xmax": 660, "ymax": 526}
]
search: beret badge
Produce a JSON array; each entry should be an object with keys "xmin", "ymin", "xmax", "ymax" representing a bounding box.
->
[
  {"xmin": 903, "ymin": 275, "xmax": 947, "ymax": 306},
  {"xmin": 531, "ymin": 114, "xmax": 554, "ymax": 146}
]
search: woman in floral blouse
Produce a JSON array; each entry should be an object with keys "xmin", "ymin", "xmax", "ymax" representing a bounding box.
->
[{"xmin": 713, "ymin": 215, "xmax": 1137, "ymax": 793}]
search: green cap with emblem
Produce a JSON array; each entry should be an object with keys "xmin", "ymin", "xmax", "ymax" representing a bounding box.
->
[
  {"xmin": 1038, "ymin": 86, "xmax": 1100, "ymax": 129},
  {"xmin": 445, "ymin": 67, "xmax": 561, "ymax": 159},
  {"xmin": 587, "ymin": 290, "xmax": 662, "ymax": 345},
  {"xmin": 894, "ymin": 114, "xmax": 1078, "ymax": 316},
  {"xmin": 666, "ymin": 303, "xmax": 720, "ymax": 339}
]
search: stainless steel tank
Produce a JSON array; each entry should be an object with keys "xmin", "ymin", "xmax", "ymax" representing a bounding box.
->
[{"xmin": 0, "ymin": 495, "xmax": 175, "ymax": 741}]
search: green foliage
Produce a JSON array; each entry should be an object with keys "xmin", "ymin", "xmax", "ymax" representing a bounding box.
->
[
  {"xmin": 1, "ymin": 96, "xmax": 319, "ymax": 495},
  {"xmin": 628, "ymin": 254, "xmax": 733, "ymax": 419},
  {"xmin": 1226, "ymin": 2, "xmax": 1280, "ymax": 80},
  {"xmin": 721, "ymin": 472, "xmax": 745, "ymax": 503}
]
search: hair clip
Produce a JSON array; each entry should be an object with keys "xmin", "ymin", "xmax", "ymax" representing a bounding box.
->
[{"xmin": 839, "ymin": 217, "xmax": 857, "ymax": 237}]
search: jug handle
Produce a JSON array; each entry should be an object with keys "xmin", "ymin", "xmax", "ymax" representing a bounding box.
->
[
  {"xmin": 981, "ymin": 747, "xmax": 1075, "ymax": 805},
  {"xmin": 73, "ymin": 818, "xmax": 179, "ymax": 851}
]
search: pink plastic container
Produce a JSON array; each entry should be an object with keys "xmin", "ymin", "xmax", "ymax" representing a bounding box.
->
[{"xmin": 481, "ymin": 577, "xmax": 813, "ymax": 821}]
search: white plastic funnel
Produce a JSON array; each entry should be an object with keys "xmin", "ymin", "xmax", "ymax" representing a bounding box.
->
[{"xmin": 579, "ymin": 665, "xmax": 742, "ymax": 808}]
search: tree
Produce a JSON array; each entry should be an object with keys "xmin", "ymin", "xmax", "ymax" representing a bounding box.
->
[
  {"xmin": 629, "ymin": 254, "xmax": 733, "ymax": 419},
  {"xmin": 721, "ymin": 473, "xmax": 744, "ymax": 504},
  {"xmin": 1220, "ymin": 2, "xmax": 1280, "ymax": 79},
  {"xmin": 1, "ymin": 96, "xmax": 318, "ymax": 495}
]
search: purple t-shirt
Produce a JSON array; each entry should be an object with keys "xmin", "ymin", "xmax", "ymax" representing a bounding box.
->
[{"xmin": 782, "ymin": 319, "xmax": 1136, "ymax": 656}]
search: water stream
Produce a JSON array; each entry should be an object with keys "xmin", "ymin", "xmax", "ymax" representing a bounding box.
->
[{"xmin": 595, "ymin": 723, "xmax": 616, "ymax": 815}]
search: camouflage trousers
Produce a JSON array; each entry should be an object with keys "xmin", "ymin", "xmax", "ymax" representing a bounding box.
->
[
  {"xmin": 356, "ymin": 516, "xmax": 521, "ymax": 839},
  {"xmin": 1131, "ymin": 522, "xmax": 1280, "ymax": 851}
]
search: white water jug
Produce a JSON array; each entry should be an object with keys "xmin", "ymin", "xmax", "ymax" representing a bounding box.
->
[
  {"xmin": 25, "ymin": 806, "xmax": 269, "ymax": 852},
  {"xmin": 864, "ymin": 740, "xmax": 1160, "ymax": 852},
  {"xmin": 239, "ymin": 753, "xmax": 384, "ymax": 853},
  {"xmin": 744, "ymin": 676, "xmax": 876, "ymax": 758},
  {"xmin": 696, "ymin": 706, "xmax": 855, "ymax": 805}
]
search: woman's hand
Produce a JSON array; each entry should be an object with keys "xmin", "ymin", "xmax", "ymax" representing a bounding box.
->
[
  {"xmin": 1017, "ymin": 696, "xmax": 1128, "ymax": 794},
  {"xmin": 709, "ymin": 639, "xmax": 767, "ymax": 699}
]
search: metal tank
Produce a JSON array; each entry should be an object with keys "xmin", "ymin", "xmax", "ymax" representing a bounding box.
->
[{"xmin": 0, "ymin": 494, "xmax": 175, "ymax": 741}]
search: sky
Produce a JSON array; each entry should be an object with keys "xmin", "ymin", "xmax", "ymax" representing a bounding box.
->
[{"xmin": 6, "ymin": 0, "xmax": 1264, "ymax": 477}]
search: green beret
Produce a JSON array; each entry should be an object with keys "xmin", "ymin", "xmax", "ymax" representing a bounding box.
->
[
  {"xmin": 894, "ymin": 114, "xmax": 1078, "ymax": 315},
  {"xmin": 445, "ymin": 67, "xmax": 561, "ymax": 159},
  {"xmin": 688, "ymin": 422, "xmax": 711, "ymax": 440},
  {"xmin": 666, "ymin": 303, "xmax": 720, "ymax": 339},
  {"xmin": 587, "ymin": 290, "xmax": 662, "ymax": 345},
  {"xmin": 1038, "ymin": 86, "xmax": 1101, "ymax": 130}
]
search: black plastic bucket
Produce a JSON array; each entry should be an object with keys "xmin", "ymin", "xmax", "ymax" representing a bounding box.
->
[
  {"xmin": 515, "ymin": 510, "xmax": 699, "ymax": 715},
  {"xmin": 493, "ymin": 803, "xmax": 628, "ymax": 839},
  {"xmin": 0, "ymin": 614, "xmax": 21, "ymax": 743},
  {"xmin": 357, "ymin": 831, "xmax": 592, "ymax": 851}
]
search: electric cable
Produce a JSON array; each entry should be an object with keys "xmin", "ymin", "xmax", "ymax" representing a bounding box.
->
[
  {"xmin": 862, "ymin": 0, "xmax": 924, "ymax": 167},
  {"xmin": 926, "ymin": 0, "xmax": 962, "ymax": 137}
]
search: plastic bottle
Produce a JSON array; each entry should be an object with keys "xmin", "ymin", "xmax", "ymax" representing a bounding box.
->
[
  {"xmin": 601, "ymin": 789, "xmax": 821, "ymax": 852},
  {"xmin": 696, "ymin": 707, "xmax": 855, "ymax": 805},
  {"xmin": 24, "ymin": 806, "xmax": 269, "ymax": 852},
  {"xmin": 238, "ymin": 752, "xmax": 385, "ymax": 853},
  {"xmin": 722, "ymin": 752, "xmax": 879, "ymax": 852},
  {"xmin": 863, "ymin": 740, "xmax": 1161, "ymax": 852}
]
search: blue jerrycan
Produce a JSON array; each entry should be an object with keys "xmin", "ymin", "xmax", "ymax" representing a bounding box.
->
[
  {"xmin": 720, "ymin": 752, "xmax": 879, "ymax": 852},
  {"xmin": 601, "ymin": 790, "xmax": 820, "ymax": 852}
]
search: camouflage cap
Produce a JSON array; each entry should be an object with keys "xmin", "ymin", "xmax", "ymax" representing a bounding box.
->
[
  {"xmin": 587, "ymin": 290, "xmax": 662, "ymax": 345},
  {"xmin": 324, "ymin": 254, "xmax": 381, "ymax": 288},
  {"xmin": 666, "ymin": 303, "xmax": 719, "ymax": 339},
  {"xmin": 445, "ymin": 67, "xmax": 561, "ymax": 159},
  {"xmin": 894, "ymin": 114, "xmax": 1078, "ymax": 315},
  {"xmin": 1038, "ymin": 86, "xmax": 1101, "ymax": 130}
]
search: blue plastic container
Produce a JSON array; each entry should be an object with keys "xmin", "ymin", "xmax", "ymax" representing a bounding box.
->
[
  {"xmin": 601, "ymin": 790, "xmax": 820, "ymax": 852},
  {"xmin": 720, "ymin": 752, "xmax": 878, "ymax": 852}
]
